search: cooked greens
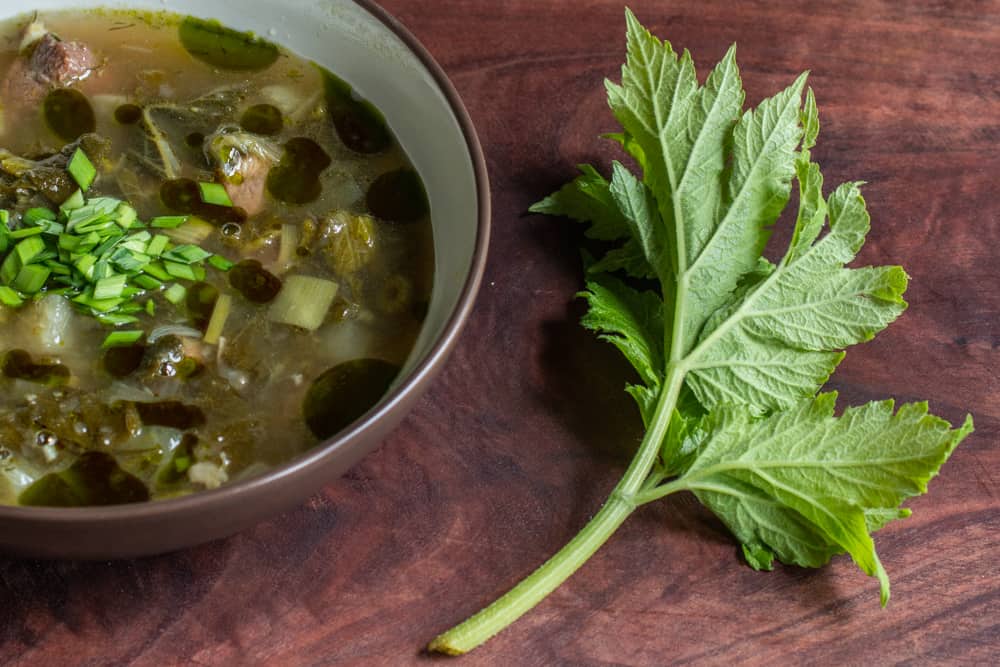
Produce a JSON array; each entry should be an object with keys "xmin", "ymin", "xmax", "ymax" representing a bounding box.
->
[{"xmin": 428, "ymin": 10, "xmax": 972, "ymax": 655}]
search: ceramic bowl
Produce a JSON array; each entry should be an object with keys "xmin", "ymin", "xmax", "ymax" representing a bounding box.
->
[{"xmin": 0, "ymin": 0, "xmax": 489, "ymax": 558}]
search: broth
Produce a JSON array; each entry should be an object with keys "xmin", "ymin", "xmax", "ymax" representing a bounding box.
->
[{"xmin": 0, "ymin": 10, "xmax": 434, "ymax": 505}]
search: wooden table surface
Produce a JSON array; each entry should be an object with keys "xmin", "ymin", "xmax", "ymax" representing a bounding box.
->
[{"xmin": 3, "ymin": 1, "xmax": 999, "ymax": 664}]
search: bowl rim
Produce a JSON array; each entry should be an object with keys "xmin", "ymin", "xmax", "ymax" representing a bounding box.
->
[{"xmin": 0, "ymin": 0, "xmax": 491, "ymax": 524}]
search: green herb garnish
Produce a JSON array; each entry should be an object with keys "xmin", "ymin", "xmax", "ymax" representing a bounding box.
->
[
  {"xmin": 429, "ymin": 11, "xmax": 973, "ymax": 655},
  {"xmin": 0, "ymin": 150, "xmax": 234, "ymax": 347},
  {"xmin": 101, "ymin": 330, "xmax": 144, "ymax": 349},
  {"xmin": 197, "ymin": 181, "xmax": 233, "ymax": 208},
  {"xmin": 67, "ymin": 147, "xmax": 97, "ymax": 191}
]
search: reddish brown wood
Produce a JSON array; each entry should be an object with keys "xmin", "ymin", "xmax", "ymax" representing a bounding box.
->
[{"xmin": 2, "ymin": 1, "xmax": 999, "ymax": 664}]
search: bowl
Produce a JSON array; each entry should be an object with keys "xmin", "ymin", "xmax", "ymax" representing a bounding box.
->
[{"xmin": 0, "ymin": 0, "xmax": 490, "ymax": 558}]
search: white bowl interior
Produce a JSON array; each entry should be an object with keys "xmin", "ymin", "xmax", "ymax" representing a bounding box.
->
[{"xmin": 2, "ymin": 0, "xmax": 480, "ymax": 381}]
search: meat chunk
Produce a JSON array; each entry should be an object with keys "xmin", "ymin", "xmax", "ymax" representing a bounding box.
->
[
  {"xmin": 1, "ymin": 29, "xmax": 98, "ymax": 112},
  {"xmin": 206, "ymin": 129, "xmax": 281, "ymax": 217},
  {"xmin": 223, "ymin": 153, "xmax": 269, "ymax": 215}
]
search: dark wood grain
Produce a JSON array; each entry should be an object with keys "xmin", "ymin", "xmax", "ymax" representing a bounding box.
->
[{"xmin": 3, "ymin": 1, "xmax": 999, "ymax": 664}]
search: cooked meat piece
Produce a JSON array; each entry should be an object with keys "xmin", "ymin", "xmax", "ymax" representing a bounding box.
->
[
  {"xmin": 223, "ymin": 152, "xmax": 270, "ymax": 215},
  {"xmin": 205, "ymin": 129, "xmax": 281, "ymax": 217},
  {"xmin": 1, "ymin": 31, "xmax": 99, "ymax": 111}
]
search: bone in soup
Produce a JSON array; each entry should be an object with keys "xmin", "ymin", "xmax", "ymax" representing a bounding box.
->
[{"xmin": 0, "ymin": 10, "xmax": 434, "ymax": 506}]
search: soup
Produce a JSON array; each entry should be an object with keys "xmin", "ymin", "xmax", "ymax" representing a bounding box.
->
[{"xmin": 0, "ymin": 10, "xmax": 434, "ymax": 506}]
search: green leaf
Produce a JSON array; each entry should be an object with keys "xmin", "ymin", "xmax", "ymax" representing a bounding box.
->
[
  {"xmin": 179, "ymin": 17, "xmax": 280, "ymax": 72},
  {"xmin": 589, "ymin": 238, "xmax": 656, "ymax": 280},
  {"xmin": 686, "ymin": 181, "xmax": 908, "ymax": 413},
  {"xmin": 579, "ymin": 272, "xmax": 665, "ymax": 395},
  {"xmin": 742, "ymin": 542, "xmax": 775, "ymax": 571},
  {"xmin": 680, "ymin": 394, "xmax": 974, "ymax": 604},
  {"xmin": 607, "ymin": 161, "xmax": 671, "ymax": 283},
  {"xmin": 606, "ymin": 13, "xmax": 756, "ymax": 353},
  {"xmin": 529, "ymin": 164, "xmax": 631, "ymax": 242}
]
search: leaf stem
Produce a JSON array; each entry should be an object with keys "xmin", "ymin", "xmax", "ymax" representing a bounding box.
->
[
  {"xmin": 427, "ymin": 490, "xmax": 636, "ymax": 655},
  {"xmin": 634, "ymin": 477, "xmax": 690, "ymax": 505},
  {"xmin": 428, "ymin": 366, "xmax": 687, "ymax": 655}
]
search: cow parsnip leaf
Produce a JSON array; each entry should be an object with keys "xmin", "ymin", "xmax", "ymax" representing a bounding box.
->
[
  {"xmin": 684, "ymin": 395, "xmax": 974, "ymax": 604},
  {"xmin": 429, "ymin": 10, "xmax": 973, "ymax": 656}
]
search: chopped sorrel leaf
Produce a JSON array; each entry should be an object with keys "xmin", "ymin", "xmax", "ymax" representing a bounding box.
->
[{"xmin": 428, "ymin": 9, "xmax": 974, "ymax": 655}]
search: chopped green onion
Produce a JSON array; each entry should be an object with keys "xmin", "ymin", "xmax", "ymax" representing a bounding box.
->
[
  {"xmin": 8, "ymin": 226, "xmax": 46, "ymax": 240},
  {"xmin": 203, "ymin": 293, "xmax": 232, "ymax": 345},
  {"xmin": 0, "ymin": 286, "xmax": 24, "ymax": 307},
  {"xmin": 15, "ymin": 236, "xmax": 46, "ymax": 264},
  {"xmin": 67, "ymin": 148, "xmax": 97, "ymax": 191},
  {"xmin": 198, "ymin": 181, "xmax": 233, "ymax": 207},
  {"xmin": 267, "ymin": 275, "xmax": 339, "ymax": 331},
  {"xmin": 0, "ymin": 184, "xmax": 231, "ymax": 349},
  {"xmin": 110, "ymin": 249, "xmax": 150, "ymax": 272},
  {"xmin": 94, "ymin": 274, "xmax": 128, "ymax": 300},
  {"xmin": 92, "ymin": 259, "xmax": 112, "ymax": 281},
  {"xmin": 0, "ymin": 254, "xmax": 20, "ymax": 285},
  {"xmin": 60, "ymin": 189, "xmax": 85, "ymax": 212},
  {"xmin": 208, "ymin": 254, "xmax": 234, "ymax": 271},
  {"xmin": 43, "ymin": 260, "xmax": 72, "ymax": 275},
  {"xmin": 143, "ymin": 262, "xmax": 172, "ymax": 282},
  {"xmin": 12, "ymin": 264, "xmax": 51, "ymax": 293},
  {"xmin": 72, "ymin": 291, "xmax": 125, "ymax": 312},
  {"xmin": 115, "ymin": 203, "xmax": 138, "ymax": 229},
  {"xmin": 24, "ymin": 207, "xmax": 57, "ymax": 224},
  {"xmin": 0, "ymin": 210, "xmax": 9, "ymax": 254},
  {"xmin": 96, "ymin": 313, "xmax": 140, "ymax": 326},
  {"xmin": 163, "ymin": 260, "xmax": 197, "ymax": 281},
  {"xmin": 74, "ymin": 254, "xmax": 97, "ymax": 279},
  {"xmin": 150, "ymin": 215, "xmax": 190, "ymax": 229},
  {"xmin": 132, "ymin": 274, "xmax": 164, "ymax": 290},
  {"xmin": 38, "ymin": 220, "xmax": 65, "ymax": 235},
  {"xmin": 101, "ymin": 330, "xmax": 144, "ymax": 349},
  {"xmin": 164, "ymin": 283, "xmax": 187, "ymax": 304},
  {"xmin": 163, "ymin": 216, "xmax": 213, "ymax": 244},
  {"xmin": 162, "ymin": 244, "xmax": 212, "ymax": 265},
  {"xmin": 146, "ymin": 234, "xmax": 170, "ymax": 257}
]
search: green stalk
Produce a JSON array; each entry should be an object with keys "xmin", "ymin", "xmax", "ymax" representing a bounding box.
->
[{"xmin": 428, "ymin": 367, "xmax": 686, "ymax": 655}]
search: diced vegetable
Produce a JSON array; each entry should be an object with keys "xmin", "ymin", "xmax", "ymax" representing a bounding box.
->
[
  {"xmin": 203, "ymin": 293, "xmax": 232, "ymax": 345},
  {"xmin": 163, "ymin": 283, "xmax": 187, "ymax": 305},
  {"xmin": 12, "ymin": 264, "xmax": 51, "ymax": 293},
  {"xmin": 197, "ymin": 182, "xmax": 233, "ymax": 207},
  {"xmin": 0, "ymin": 210, "xmax": 9, "ymax": 254},
  {"xmin": 24, "ymin": 207, "xmax": 57, "ymax": 224},
  {"xmin": 208, "ymin": 255, "xmax": 234, "ymax": 271},
  {"xmin": 94, "ymin": 274, "xmax": 128, "ymax": 300},
  {"xmin": 164, "ymin": 261, "xmax": 197, "ymax": 281},
  {"xmin": 162, "ymin": 216, "xmax": 214, "ymax": 244},
  {"xmin": 8, "ymin": 226, "xmax": 46, "ymax": 240},
  {"xmin": 277, "ymin": 223, "xmax": 300, "ymax": 271},
  {"xmin": 115, "ymin": 203, "xmax": 138, "ymax": 229},
  {"xmin": 0, "ymin": 286, "xmax": 24, "ymax": 307},
  {"xmin": 161, "ymin": 244, "xmax": 212, "ymax": 265},
  {"xmin": 151, "ymin": 215, "xmax": 189, "ymax": 229},
  {"xmin": 143, "ymin": 262, "xmax": 172, "ymax": 282},
  {"xmin": 267, "ymin": 275, "xmax": 338, "ymax": 331},
  {"xmin": 146, "ymin": 235, "xmax": 170, "ymax": 257},
  {"xmin": 67, "ymin": 148, "xmax": 97, "ymax": 191},
  {"xmin": 132, "ymin": 274, "xmax": 163, "ymax": 290},
  {"xmin": 102, "ymin": 330, "xmax": 144, "ymax": 349},
  {"xmin": 60, "ymin": 189, "xmax": 85, "ymax": 212}
]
